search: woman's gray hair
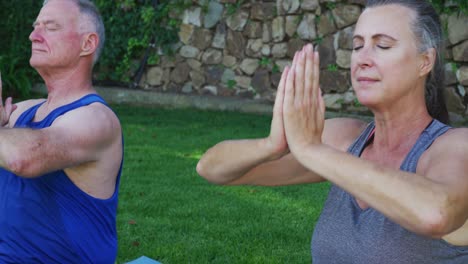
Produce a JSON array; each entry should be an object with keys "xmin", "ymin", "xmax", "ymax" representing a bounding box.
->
[
  {"xmin": 43, "ymin": 0, "xmax": 105, "ymax": 65},
  {"xmin": 365, "ymin": 0, "xmax": 449, "ymax": 124}
]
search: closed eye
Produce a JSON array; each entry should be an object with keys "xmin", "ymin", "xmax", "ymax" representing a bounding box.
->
[
  {"xmin": 353, "ymin": 46, "xmax": 363, "ymax": 51},
  {"xmin": 378, "ymin": 45, "xmax": 390, "ymax": 50}
]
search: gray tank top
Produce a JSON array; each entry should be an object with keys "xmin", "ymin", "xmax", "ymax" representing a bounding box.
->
[{"xmin": 311, "ymin": 119, "xmax": 468, "ymax": 264}]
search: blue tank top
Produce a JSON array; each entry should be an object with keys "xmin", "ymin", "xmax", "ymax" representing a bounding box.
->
[
  {"xmin": 311, "ymin": 119, "xmax": 468, "ymax": 263},
  {"xmin": 0, "ymin": 94, "xmax": 122, "ymax": 263}
]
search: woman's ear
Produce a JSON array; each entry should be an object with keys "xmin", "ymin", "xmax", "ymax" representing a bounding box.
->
[
  {"xmin": 419, "ymin": 48, "xmax": 436, "ymax": 77},
  {"xmin": 80, "ymin": 33, "xmax": 98, "ymax": 57}
]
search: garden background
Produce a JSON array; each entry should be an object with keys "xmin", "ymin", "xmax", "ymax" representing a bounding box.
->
[{"xmin": 0, "ymin": 0, "xmax": 467, "ymax": 263}]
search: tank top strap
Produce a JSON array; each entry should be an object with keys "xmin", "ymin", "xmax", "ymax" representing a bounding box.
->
[
  {"xmin": 39, "ymin": 94, "xmax": 107, "ymax": 128},
  {"xmin": 400, "ymin": 119, "xmax": 451, "ymax": 172},
  {"xmin": 14, "ymin": 102, "xmax": 44, "ymax": 127},
  {"xmin": 347, "ymin": 121, "xmax": 376, "ymax": 157},
  {"xmin": 15, "ymin": 94, "xmax": 107, "ymax": 129}
]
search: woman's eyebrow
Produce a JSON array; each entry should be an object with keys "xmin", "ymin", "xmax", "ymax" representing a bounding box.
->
[{"xmin": 353, "ymin": 34, "xmax": 398, "ymax": 42}]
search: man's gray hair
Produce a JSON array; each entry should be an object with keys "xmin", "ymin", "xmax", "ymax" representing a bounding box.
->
[{"xmin": 43, "ymin": 0, "xmax": 105, "ymax": 65}]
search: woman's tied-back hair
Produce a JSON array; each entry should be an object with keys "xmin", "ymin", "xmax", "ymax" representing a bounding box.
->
[
  {"xmin": 42, "ymin": 0, "xmax": 105, "ymax": 65},
  {"xmin": 366, "ymin": 0, "xmax": 449, "ymax": 124}
]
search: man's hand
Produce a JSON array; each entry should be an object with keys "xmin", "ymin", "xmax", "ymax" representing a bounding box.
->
[{"xmin": 0, "ymin": 72, "xmax": 18, "ymax": 127}]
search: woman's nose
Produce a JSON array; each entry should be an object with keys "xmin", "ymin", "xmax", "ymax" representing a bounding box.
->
[{"xmin": 354, "ymin": 46, "xmax": 374, "ymax": 68}]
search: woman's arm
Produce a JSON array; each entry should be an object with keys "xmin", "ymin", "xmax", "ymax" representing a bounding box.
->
[{"xmin": 283, "ymin": 44, "xmax": 468, "ymax": 238}]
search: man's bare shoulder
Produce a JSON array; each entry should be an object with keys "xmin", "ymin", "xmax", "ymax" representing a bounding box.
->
[
  {"xmin": 53, "ymin": 102, "xmax": 121, "ymax": 139},
  {"xmin": 8, "ymin": 99, "xmax": 46, "ymax": 127},
  {"xmin": 323, "ymin": 117, "xmax": 369, "ymax": 151}
]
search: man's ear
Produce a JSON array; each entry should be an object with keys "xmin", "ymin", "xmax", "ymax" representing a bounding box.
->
[
  {"xmin": 80, "ymin": 33, "xmax": 98, "ymax": 57},
  {"xmin": 419, "ymin": 48, "xmax": 436, "ymax": 77}
]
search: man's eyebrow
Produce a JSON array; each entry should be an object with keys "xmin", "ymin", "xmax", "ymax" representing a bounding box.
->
[
  {"xmin": 352, "ymin": 34, "xmax": 398, "ymax": 42},
  {"xmin": 32, "ymin": 20, "xmax": 60, "ymax": 27}
]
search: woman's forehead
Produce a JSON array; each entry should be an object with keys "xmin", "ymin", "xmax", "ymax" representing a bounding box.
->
[{"xmin": 355, "ymin": 4, "xmax": 416, "ymax": 38}]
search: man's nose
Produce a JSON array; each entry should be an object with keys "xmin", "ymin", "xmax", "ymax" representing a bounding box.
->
[{"xmin": 29, "ymin": 27, "xmax": 43, "ymax": 42}]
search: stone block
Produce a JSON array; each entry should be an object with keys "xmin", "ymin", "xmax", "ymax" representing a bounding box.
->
[
  {"xmin": 447, "ymin": 13, "xmax": 468, "ymax": 45},
  {"xmin": 272, "ymin": 17, "xmax": 286, "ymax": 42},
  {"xmin": 453, "ymin": 40, "xmax": 468, "ymax": 62},
  {"xmin": 240, "ymin": 58, "xmax": 260, "ymax": 75},
  {"xmin": 331, "ymin": 4, "xmax": 361, "ymax": 29},
  {"xmin": 297, "ymin": 13, "xmax": 317, "ymax": 40},
  {"xmin": 226, "ymin": 10, "xmax": 249, "ymax": 31}
]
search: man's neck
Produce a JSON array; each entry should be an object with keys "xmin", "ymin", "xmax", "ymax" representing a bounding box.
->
[{"xmin": 38, "ymin": 65, "xmax": 95, "ymax": 107}]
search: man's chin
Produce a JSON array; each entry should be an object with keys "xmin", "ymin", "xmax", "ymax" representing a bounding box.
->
[{"xmin": 29, "ymin": 59, "xmax": 43, "ymax": 69}]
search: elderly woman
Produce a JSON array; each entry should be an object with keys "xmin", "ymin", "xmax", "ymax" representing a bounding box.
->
[{"xmin": 197, "ymin": 0, "xmax": 468, "ymax": 263}]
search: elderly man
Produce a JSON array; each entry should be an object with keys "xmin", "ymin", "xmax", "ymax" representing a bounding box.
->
[{"xmin": 0, "ymin": 0, "xmax": 123, "ymax": 263}]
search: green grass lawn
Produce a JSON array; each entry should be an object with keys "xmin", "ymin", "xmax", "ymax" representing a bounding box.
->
[{"xmin": 113, "ymin": 105, "xmax": 331, "ymax": 264}]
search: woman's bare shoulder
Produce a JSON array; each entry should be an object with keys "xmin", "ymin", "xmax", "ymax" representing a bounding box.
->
[
  {"xmin": 323, "ymin": 117, "xmax": 369, "ymax": 151},
  {"xmin": 419, "ymin": 127, "xmax": 468, "ymax": 175},
  {"xmin": 432, "ymin": 127, "xmax": 468, "ymax": 148}
]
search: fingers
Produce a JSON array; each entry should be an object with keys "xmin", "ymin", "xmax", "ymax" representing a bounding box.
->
[
  {"xmin": 274, "ymin": 66, "xmax": 289, "ymax": 115},
  {"xmin": 4, "ymin": 97, "xmax": 16, "ymax": 117},
  {"xmin": 304, "ymin": 44, "xmax": 314, "ymax": 102},
  {"xmin": 0, "ymin": 72, "xmax": 3, "ymax": 107},
  {"xmin": 285, "ymin": 44, "xmax": 321, "ymax": 111},
  {"xmin": 318, "ymin": 88, "xmax": 325, "ymax": 115},
  {"xmin": 312, "ymin": 49, "xmax": 320, "ymax": 106},
  {"xmin": 294, "ymin": 49, "xmax": 306, "ymax": 105},
  {"xmin": 284, "ymin": 55, "xmax": 297, "ymax": 110}
]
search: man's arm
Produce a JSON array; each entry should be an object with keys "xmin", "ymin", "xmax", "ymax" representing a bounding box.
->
[{"xmin": 0, "ymin": 102, "xmax": 121, "ymax": 178}]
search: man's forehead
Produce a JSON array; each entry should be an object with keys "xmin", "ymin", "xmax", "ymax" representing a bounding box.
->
[
  {"xmin": 36, "ymin": 0, "xmax": 79, "ymax": 21},
  {"xmin": 38, "ymin": 0, "xmax": 79, "ymax": 17}
]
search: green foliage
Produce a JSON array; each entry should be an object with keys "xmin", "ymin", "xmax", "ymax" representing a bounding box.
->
[
  {"xmin": 95, "ymin": 0, "xmax": 190, "ymax": 83},
  {"xmin": 327, "ymin": 64, "xmax": 338, "ymax": 72},
  {"xmin": 226, "ymin": 1, "xmax": 244, "ymax": 16},
  {"xmin": 0, "ymin": 1, "xmax": 42, "ymax": 98},
  {"xmin": 451, "ymin": 62, "xmax": 459, "ymax": 73},
  {"xmin": 0, "ymin": 55, "xmax": 32, "ymax": 98},
  {"xmin": 259, "ymin": 57, "xmax": 272, "ymax": 67},
  {"xmin": 272, "ymin": 63, "xmax": 280, "ymax": 74},
  {"xmin": 314, "ymin": 15, "xmax": 321, "ymax": 24},
  {"xmin": 313, "ymin": 36, "xmax": 324, "ymax": 45},
  {"xmin": 430, "ymin": 0, "xmax": 468, "ymax": 15},
  {"xmin": 226, "ymin": 79, "xmax": 237, "ymax": 89},
  {"xmin": 201, "ymin": 1, "xmax": 210, "ymax": 14},
  {"xmin": 353, "ymin": 98, "xmax": 363, "ymax": 107},
  {"xmin": 326, "ymin": 2, "xmax": 337, "ymax": 10}
]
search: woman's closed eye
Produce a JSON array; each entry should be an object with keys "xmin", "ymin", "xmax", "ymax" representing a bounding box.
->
[{"xmin": 377, "ymin": 45, "xmax": 390, "ymax": 50}]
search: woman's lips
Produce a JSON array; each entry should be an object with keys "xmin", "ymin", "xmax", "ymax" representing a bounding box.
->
[
  {"xmin": 357, "ymin": 77, "xmax": 379, "ymax": 85},
  {"xmin": 357, "ymin": 77, "xmax": 378, "ymax": 82}
]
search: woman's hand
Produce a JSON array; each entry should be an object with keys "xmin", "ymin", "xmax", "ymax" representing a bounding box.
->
[
  {"xmin": 265, "ymin": 65, "xmax": 290, "ymax": 160},
  {"xmin": 0, "ymin": 72, "xmax": 17, "ymax": 127},
  {"xmin": 283, "ymin": 44, "xmax": 325, "ymax": 155}
]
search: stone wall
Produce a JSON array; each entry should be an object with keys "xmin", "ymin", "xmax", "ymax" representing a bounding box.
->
[{"xmin": 139, "ymin": 0, "xmax": 468, "ymax": 121}]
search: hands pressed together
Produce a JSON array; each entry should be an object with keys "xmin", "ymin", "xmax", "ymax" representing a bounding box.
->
[
  {"xmin": 267, "ymin": 44, "xmax": 325, "ymax": 159},
  {"xmin": 0, "ymin": 72, "xmax": 18, "ymax": 127}
]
